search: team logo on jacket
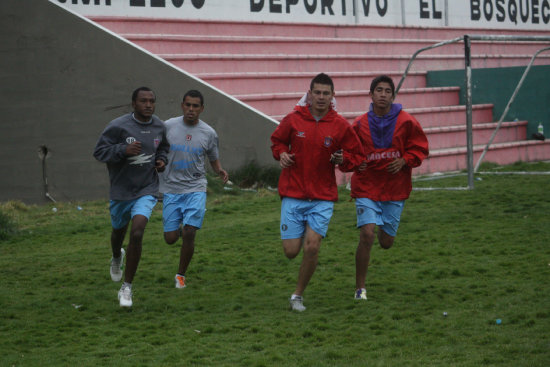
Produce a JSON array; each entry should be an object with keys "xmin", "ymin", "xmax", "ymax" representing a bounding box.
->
[
  {"xmin": 154, "ymin": 137, "xmax": 161, "ymax": 148},
  {"xmin": 324, "ymin": 136, "xmax": 333, "ymax": 147},
  {"xmin": 129, "ymin": 153, "xmax": 154, "ymax": 165},
  {"xmin": 126, "ymin": 137, "xmax": 136, "ymax": 144},
  {"xmin": 296, "ymin": 132, "xmax": 305, "ymax": 138},
  {"xmin": 186, "ymin": 134, "xmax": 192, "ymax": 141}
]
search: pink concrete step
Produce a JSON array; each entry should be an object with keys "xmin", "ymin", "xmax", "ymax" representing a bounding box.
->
[
  {"xmin": 88, "ymin": 16, "xmax": 550, "ymax": 176},
  {"xmin": 93, "ymin": 17, "xmax": 550, "ymax": 40},
  {"xmin": 236, "ymin": 87, "xmax": 460, "ymax": 117},
  {"xmin": 414, "ymin": 140, "xmax": 550, "ymax": 175},
  {"xmin": 337, "ymin": 104, "xmax": 494, "ymax": 126},
  {"xmin": 425, "ymin": 121, "xmax": 528, "ymax": 149},
  {"xmin": 333, "ymin": 25, "xmax": 550, "ymax": 40},
  {"xmin": 162, "ymin": 53, "xmax": 550, "ymax": 74},
  {"xmin": 121, "ymin": 33, "xmax": 550, "ymax": 56},
  {"xmin": 123, "ymin": 34, "xmax": 438, "ymax": 55},
  {"xmin": 196, "ymin": 71, "xmax": 427, "ymax": 95},
  {"xmin": 394, "ymin": 87, "xmax": 460, "ymax": 109},
  {"xmin": 398, "ymin": 104, "xmax": 495, "ymax": 127}
]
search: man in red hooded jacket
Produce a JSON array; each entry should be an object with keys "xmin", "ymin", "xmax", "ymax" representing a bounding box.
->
[
  {"xmin": 340, "ymin": 75, "xmax": 429, "ymax": 301},
  {"xmin": 271, "ymin": 73, "xmax": 364, "ymax": 311}
]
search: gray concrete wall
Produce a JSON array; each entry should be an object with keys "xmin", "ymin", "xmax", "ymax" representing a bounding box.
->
[{"xmin": 0, "ymin": 0, "xmax": 278, "ymax": 204}]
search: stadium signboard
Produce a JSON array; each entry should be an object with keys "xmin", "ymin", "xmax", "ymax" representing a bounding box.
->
[{"xmin": 53, "ymin": 0, "xmax": 550, "ymax": 30}]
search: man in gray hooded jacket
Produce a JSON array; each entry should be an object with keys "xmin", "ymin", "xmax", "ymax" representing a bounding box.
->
[{"xmin": 93, "ymin": 86, "xmax": 169, "ymax": 307}]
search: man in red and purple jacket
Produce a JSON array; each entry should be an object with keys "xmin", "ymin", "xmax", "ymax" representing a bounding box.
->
[
  {"xmin": 340, "ymin": 75, "xmax": 429, "ymax": 301},
  {"xmin": 271, "ymin": 73, "xmax": 364, "ymax": 311}
]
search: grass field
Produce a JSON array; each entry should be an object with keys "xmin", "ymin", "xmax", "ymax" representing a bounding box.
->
[{"xmin": 1, "ymin": 162, "xmax": 549, "ymax": 366}]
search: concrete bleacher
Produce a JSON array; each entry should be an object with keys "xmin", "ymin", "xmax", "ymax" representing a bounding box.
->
[{"xmin": 92, "ymin": 17, "xmax": 550, "ymax": 176}]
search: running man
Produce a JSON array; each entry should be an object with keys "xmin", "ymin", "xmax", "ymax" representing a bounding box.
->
[
  {"xmin": 93, "ymin": 86, "xmax": 169, "ymax": 307},
  {"xmin": 340, "ymin": 75, "xmax": 429, "ymax": 300},
  {"xmin": 160, "ymin": 89, "xmax": 228, "ymax": 289},
  {"xmin": 271, "ymin": 73, "xmax": 364, "ymax": 311}
]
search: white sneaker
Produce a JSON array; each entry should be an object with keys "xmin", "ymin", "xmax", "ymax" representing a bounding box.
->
[
  {"xmin": 174, "ymin": 274, "xmax": 186, "ymax": 289},
  {"xmin": 355, "ymin": 288, "xmax": 367, "ymax": 300},
  {"xmin": 289, "ymin": 295, "xmax": 306, "ymax": 312},
  {"xmin": 110, "ymin": 248, "xmax": 125, "ymax": 282},
  {"xmin": 118, "ymin": 284, "xmax": 132, "ymax": 307}
]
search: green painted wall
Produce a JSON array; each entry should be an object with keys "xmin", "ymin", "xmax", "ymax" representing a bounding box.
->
[{"xmin": 427, "ymin": 65, "xmax": 550, "ymax": 138}]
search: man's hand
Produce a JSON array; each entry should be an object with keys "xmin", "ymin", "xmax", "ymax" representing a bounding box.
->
[
  {"xmin": 125, "ymin": 141, "xmax": 141, "ymax": 156},
  {"xmin": 279, "ymin": 152, "xmax": 295, "ymax": 169},
  {"xmin": 330, "ymin": 149, "xmax": 343, "ymax": 165},
  {"xmin": 218, "ymin": 169, "xmax": 229, "ymax": 184},
  {"xmin": 357, "ymin": 160, "xmax": 368, "ymax": 172},
  {"xmin": 387, "ymin": 157, "xmax": 406, "ymax": 174},
  {"xmin": 155, "ymin": 160, "xmax": 166, "ymax": 173}
]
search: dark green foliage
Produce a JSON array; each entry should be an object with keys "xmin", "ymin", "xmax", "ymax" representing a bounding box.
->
[
  {"xmin": 0, "ymin": 209, "xmax": 17, "ymax": 241},
  {"xmin": 228, "ymin": 160, "xmax": 280, "ymax": 188}
]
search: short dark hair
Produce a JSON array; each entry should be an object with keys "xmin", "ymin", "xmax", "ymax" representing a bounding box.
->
[
  {"xmin": 370, "ymin": 75, "xmax": 395, "ymax": 97},
  {"xmin": 132, "ymin": 86, "xmax": 155, "ymax": 102},
  {"xmin": 310, "ymin": 73, "xmax": 334, "ymax": 92},
  {"xmin": 183, "ymin": 89, "xmax": 204, "ymax": 106}
]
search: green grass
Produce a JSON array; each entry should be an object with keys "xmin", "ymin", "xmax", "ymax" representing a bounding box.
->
[{"xmin": 1, "ymin": 162, "xmax": 549, "ymax": 366}]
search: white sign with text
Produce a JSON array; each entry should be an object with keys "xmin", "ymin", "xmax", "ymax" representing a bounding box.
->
[{"xmin": 52, "ymin": 0, "xmax": 550, "ymax": 30}]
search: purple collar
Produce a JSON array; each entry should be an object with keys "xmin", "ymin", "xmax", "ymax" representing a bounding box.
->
[{"xmin": 367, "ymin": 103, "xmax": 402, "ymax": 148}]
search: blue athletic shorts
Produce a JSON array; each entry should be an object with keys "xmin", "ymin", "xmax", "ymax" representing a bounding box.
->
[
  {"xmin": 162, "ymin": 192, "xmax": 207, "ymax": 232},
  {"xmin": 109, "ymin": 195, "xmax": 158, "ymax": 230},
  {"xmin": 280, "ymin": 197, "xmax": 334, "ymax": 239},
  {"xmin": 355, "ymin": 198, "xmax": 405, "ymax": 237}
]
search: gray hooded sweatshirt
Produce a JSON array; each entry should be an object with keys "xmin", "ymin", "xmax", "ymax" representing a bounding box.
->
[{"xmin": 93, "ymin": 113, "xmax": 169, "ymax": 200}]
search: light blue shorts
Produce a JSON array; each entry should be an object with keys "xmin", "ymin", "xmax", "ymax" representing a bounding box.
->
[
  {"xmin": 162, "ymin": 192, "xmax": 207, "ymax": 232},
  {"xmin": 280, "ymin": 197, "xmax": 334, "ymax": 239},
  {"xmin": 355, "ymin": 198, "xmax": 405, "ymax": 237},
  {"xmin": 109, "ymin": 195, "xmax": 158, "ymax": 230}
]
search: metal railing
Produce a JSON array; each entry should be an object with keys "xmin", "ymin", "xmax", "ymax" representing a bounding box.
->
[
  {"xmin": 397, "ymin": 35, "xmax": 550, "ymax": 190},
  {"xmin": 474, "ymin": 45, "xmax": 550, "ymax": 173}
]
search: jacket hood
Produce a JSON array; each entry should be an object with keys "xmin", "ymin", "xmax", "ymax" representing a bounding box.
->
[{"xmin": 293, "ymin": 104, "xmax": 338, "ymax": 122}]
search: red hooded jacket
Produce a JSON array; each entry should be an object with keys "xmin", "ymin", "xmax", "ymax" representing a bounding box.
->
[
  {"xmin": 341, "ymin": 107, "xmax": 429, "ymax": 201},
  {"xmin": 271, "ymin": 105, "xmax": 364, "ymax": 202}
]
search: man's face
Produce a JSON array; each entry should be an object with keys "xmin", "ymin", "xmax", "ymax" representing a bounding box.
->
[
  {"xmin": 371, "ymin": 82, "xmax": 394, "ymax": 113},
  {"xmin": 132, "ymin": 90, "xmax": 155, "ymax": 121},
  {"xmin": 182, "ymin": 96, "xmax": 204, "ymax": 125},
  {"xmin": 309, "ymin": 83, "xmax": 334, "ymax": 116}
]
